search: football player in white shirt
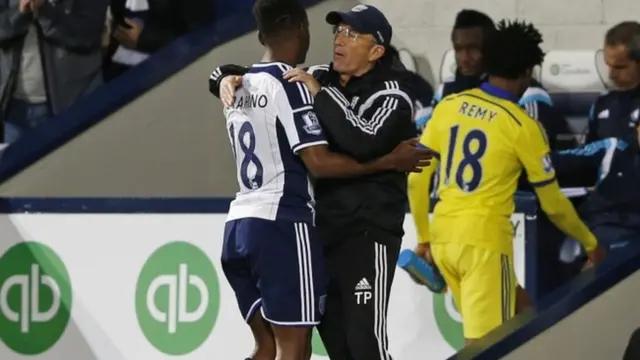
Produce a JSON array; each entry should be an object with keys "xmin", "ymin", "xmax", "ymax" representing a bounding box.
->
[{"xmin": 219, "ymin": 1, "xmax": 431, "ymax": 359}]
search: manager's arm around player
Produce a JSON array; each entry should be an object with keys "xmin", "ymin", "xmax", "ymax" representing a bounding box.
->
[{"xmin": 284, "ymin": 27, "xmax": 415, "ymax": 163}]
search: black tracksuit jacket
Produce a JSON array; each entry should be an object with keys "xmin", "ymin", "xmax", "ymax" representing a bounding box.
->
[{"xmin": 210, "ymin": 62, "xmax": 416, "ymax": 244}]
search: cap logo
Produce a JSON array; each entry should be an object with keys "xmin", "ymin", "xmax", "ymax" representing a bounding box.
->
[
  {"xmin": 351, "ymin": 5, "xmax": 368, "ymax": 12},
  {"xmin": 377, "ymin": 31, "xmax": 384, "ymax": 43}
]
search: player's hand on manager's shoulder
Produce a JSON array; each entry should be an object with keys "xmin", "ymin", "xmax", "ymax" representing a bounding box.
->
[
  {"xmin": 382, "ymin": 138, "xmax": 432, "ymax": 173},
  {"xmin": 220, "ymin": 75, "xmax": 243, "ymax": 107}
]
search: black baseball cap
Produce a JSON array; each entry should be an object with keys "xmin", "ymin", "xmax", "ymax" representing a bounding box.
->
[{"xmin": 326, "ymin": 5, "xmax": 392, "ymax": 46}]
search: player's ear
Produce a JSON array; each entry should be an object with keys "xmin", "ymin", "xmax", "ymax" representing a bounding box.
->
[{"xmin": 257, "ymin": 31, "xmax": 265, "ymax": 46}]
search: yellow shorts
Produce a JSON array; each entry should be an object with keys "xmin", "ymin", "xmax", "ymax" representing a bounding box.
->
[{"xmin": 431, "ymin": 242, "xmax": 517, "ymax": 339}]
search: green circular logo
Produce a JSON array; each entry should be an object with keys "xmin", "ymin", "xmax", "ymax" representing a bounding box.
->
[
  {"xmin": 0, "ymin": 242, "xmax": 72, "ymax": 355},
  {"xmin": 550, "ymin": 63, "xmax": 560, "ymax": 76},
  {"xmin": 136, "ymin": 241, "xmax": 220, "ymax": 355},
  {"xmin": 433, "ymin": 292, "xmax": 463, "ymax": 350},
  {"xmin": 311, "ymin": 328, "xmax": 327, "ymax": 356}
]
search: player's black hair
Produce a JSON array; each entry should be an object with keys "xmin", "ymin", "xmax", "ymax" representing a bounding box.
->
[
  {"xmin": 605, "ymin": 21, "xmax": 640, "ymax": 61},
  {"xmin": 484, "ymin": 20, "xmax": 545, "ymax": 79},
  {"xmin": 451, "ymin": 9, "xmax": 495, "ymax": 39},
  {"xmin": 253, "ymin": 0, "xmax": 308, "ymax": 40}
]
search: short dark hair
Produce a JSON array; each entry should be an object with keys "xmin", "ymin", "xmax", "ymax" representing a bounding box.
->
[
  {"xmin": 605, "ymin": 21, "xmax": 640, "ymax": 60},
  {"xmin": 484, "ymin": 19, "xmax": 545, "ymax": 79},
  {"xmin": 452, "ymin": 9, "xmax": 495, "ymax": 37},
  {"xmin": 253, "ymin": 0, "xmax": 307, "ymax": 39}
]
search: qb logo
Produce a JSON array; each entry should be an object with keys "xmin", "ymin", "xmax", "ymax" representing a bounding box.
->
[
  {"xmin": 136, "ymin": 241, "xmax": 220, "ymax": 355},
  {"xmin": 354, "ymin": 278, "xmax": 372, "ymax": 305}
]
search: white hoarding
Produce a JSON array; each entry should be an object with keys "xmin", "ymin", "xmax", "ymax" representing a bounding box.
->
[{"xmin": 0, "ymin": 213, "xmax": 525, "ymax": 359}]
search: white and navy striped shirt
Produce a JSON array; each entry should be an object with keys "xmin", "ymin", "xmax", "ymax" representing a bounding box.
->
[{"xmin": 225, "ymin": 62, "xmax": 327, "ymax": 223}]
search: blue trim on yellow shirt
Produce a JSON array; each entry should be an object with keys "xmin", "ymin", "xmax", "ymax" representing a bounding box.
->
[
  {"xmin": 480, "ymin": 83, "xmax": 519, "ymax": 103},
  {"xmin": 530, "ymin": 177, "xmax": 556, "ymax": 187}
]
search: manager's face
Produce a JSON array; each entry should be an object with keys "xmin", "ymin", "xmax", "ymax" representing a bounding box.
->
[{"xmin": 332, "ymin": 23, "xmax": 385, "ymax": 75}]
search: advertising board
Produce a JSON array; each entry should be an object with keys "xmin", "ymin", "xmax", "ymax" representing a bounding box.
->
[{"xmin": 0, "ymin": 213, "xmax": 527, "ymax": 359}]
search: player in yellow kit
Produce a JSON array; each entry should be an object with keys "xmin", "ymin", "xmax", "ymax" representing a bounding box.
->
[{"xmin": 408, "ymin": 20, "xmax": 605, "ymax": 345}]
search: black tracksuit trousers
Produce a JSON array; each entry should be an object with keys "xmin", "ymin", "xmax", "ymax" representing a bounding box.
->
[{"xmin": 317, "ymin": 228, "xmax": 401, "ymax": 360}]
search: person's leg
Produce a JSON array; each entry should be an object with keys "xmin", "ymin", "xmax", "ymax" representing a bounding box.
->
[
  {"xmin": 591, "ymin": 225, "xmax": 640, "ymax": 258},
  {"xmin": 459, "ymin": 245, "xmax": 516, "ymax": 346},
  {"xmin": 221, "ymin": 219, "xmax": 275, "ymax": 360},
  {"xmin": 3, "ymin": 99, "xmax": 50, "ymax": 143},
  {"xmin": 24, "ymin": 101, "xmax": 50, "ymax": 129},
  {"xmin": 3, "ymin": 121, "xmax": 21, "ymax": 144},
  {"xmin": 248, "ymin": 315, "xmax": 277, "ymax": 360},
  {"xmin": 317, "ymin": 243, "xmax": 353, "ymax": 360},
  {"xmin": 4, "ymin": 100, "xmax": 28, "ymax": 143},
  {"xmin": 515, "ymin": 284, "xmax": 532, "ymax": 314},
  {"xmin": 430, "ymin": 242, "xmax": 463, "ymax": 323},
  {"xmin": 334, "ymin": 231, "xmax": 399, "ymax": 360},
  {"xmin": 258, "ymin": 221, "xmax": 327, "ymax": 360}
]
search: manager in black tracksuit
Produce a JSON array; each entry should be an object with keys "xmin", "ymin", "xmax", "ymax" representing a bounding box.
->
[{"xmin": 210, "ymin": 5, "xmax": 413, "ymax": 359}]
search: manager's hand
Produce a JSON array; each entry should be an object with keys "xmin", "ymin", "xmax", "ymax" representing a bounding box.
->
[
  {"xmin": 283, "ymin": 68, "xmax": 321, "ymax": 96},
  {"xmin": 386, "ymin": 139, "xmax": 432, "ymax": 173},
  {"xmin": 220, "ymin": 75, "xmax": 243, "ymax": 107}
]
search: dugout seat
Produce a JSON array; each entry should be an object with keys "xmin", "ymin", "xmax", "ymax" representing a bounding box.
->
[
  {"xmin": 540, "ymin": 50, "xmax": 610, "ymax": 137},
  {"xmin": 438, "ymin": 49, "xmax": 456, "ymax": 83}
]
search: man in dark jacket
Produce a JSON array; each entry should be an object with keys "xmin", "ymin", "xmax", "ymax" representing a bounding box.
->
[
  {"xmin": 0, "ymin": 0, "xmax": 109, "ymax": 143},
  {"xmin": 211, "ymin": 5, "xmax": 416, "ymax": 359},
  {"xmin": 586, "ymin": 21, "xmax": 640, "ymax": 143},
  {"xmin": 554, "ymin": 119, "xmax": 640, "ymax": 261}
]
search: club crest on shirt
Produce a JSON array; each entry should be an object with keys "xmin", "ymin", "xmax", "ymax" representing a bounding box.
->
[
  {"xmin": 542, "ymin": 153, "xmax": 554, "ymax": 174},
  {"xmin": 302, "ymin": 111, "xmax": 322, "ymax": 135}
]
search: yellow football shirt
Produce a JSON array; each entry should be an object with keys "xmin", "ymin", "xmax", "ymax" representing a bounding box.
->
[{"xmin": 412, "ymin": 83, "xmax": 556, "ymax": 253}]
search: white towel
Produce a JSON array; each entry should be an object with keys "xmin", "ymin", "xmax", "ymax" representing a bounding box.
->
[{"xmin": 561, "ymin": 187, "xmax": 590, "ymax": 198}]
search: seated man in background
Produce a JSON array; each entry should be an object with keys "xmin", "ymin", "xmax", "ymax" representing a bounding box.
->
[
  {"xmin": 0, "ymin": 0, "xmax": 110, "ymax": 143},
  {"xmin": 103, "ymin": 0, "xmax": 214, "ymax": 80},
  {"xmin": 554, "ymin": 118, "xmax": 640, "ymax": 262},
  {"xmin": 586, "ymin": 21, "xmax": 640, "ymax": 143},
  {"xmin": 415, "ymin": 9, "xmax": 495, "ymax": 133},
  {"xmin": 409, "ymin": 20, "xmax": 604, "ymax": 346}
]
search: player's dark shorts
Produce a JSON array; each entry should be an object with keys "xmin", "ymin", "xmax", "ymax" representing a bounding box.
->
[{"xmin": 221, "ymin": 217, "xmax": 327, "ymax": 326}]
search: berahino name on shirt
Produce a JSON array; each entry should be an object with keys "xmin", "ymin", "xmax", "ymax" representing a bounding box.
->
[{"xmin": 235, "ymin": 94, "xmax": 268, "ymax": 109}]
